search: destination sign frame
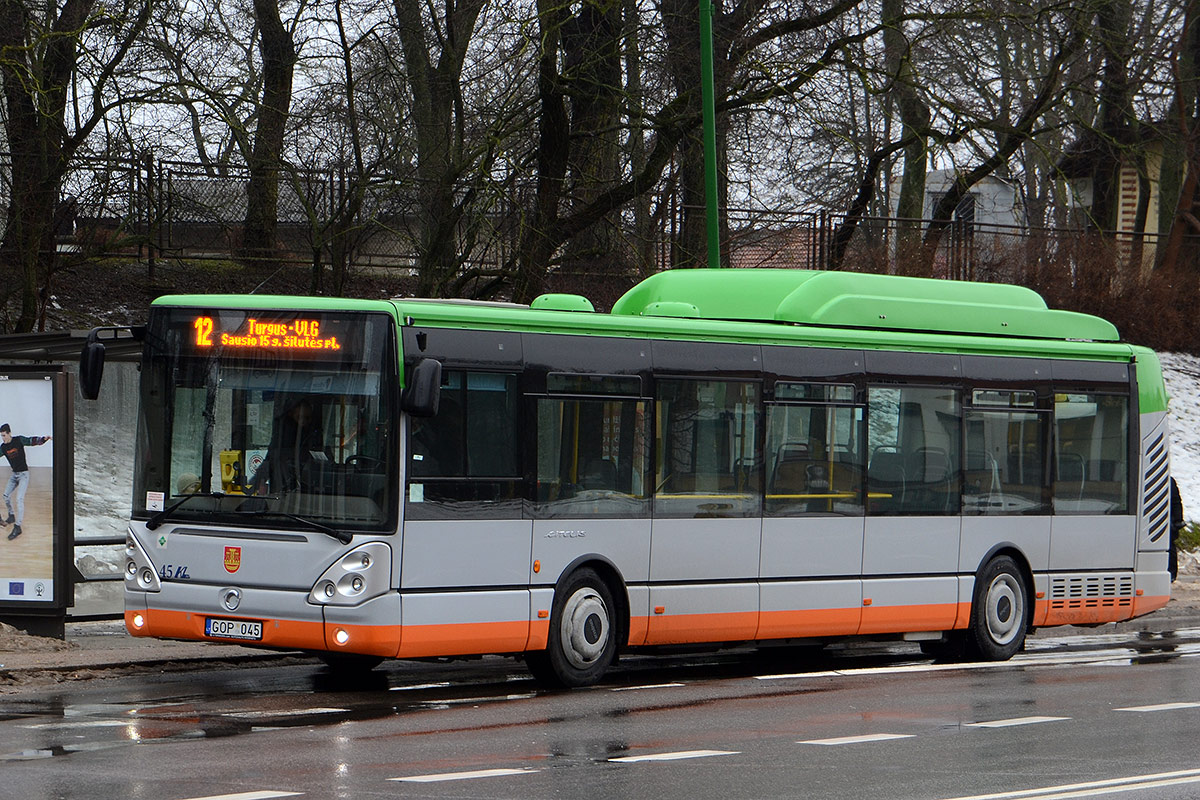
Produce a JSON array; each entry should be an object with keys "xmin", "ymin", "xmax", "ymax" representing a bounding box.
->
[{"xmin": 192, "ymin": 315, "xmax": 343, "ymax": 353}]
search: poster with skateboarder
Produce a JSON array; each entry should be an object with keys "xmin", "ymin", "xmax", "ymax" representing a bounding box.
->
[{"xmin": 0, "ymin": 376, "xmax": 56, "ymax": 605}]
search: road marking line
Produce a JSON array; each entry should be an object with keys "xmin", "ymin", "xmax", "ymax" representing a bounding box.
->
[
  {"xmin": 610, "ymin": 683, "xmax": 685, "ymax": 692},
  {"xmin": 390, "ymin": 768, "xmax": 537, "ymax": 783},
  {"xmin": 228, "ymin": 708, "xmax": 346, "ymax": 719},
  {"xmin": 932, "ymin": 767, "xmax": 1200, "ymax": 800},
  {"xmin": 419, "ymin": 693, "xmax": 537, "ymax": 706},
  {"xmin": 965, "ymin": 716, "xmax": 1069, "ymax": 728},
  {"xmin": 609, "ymin": 749, "xmax": 739, "ymax": 763},
  {"xmin": 755, "ymin": 647, "xmax": 1200, "ymax": 681},
  {"xmin": 1, "ymin": 750, "xmax": 53, "ymax": 761},
  {"xmin": 25, "ymin": 720, "xmax": 132, "ymax": 729},
  {"xmin": 179, "ymin": 792, "xmax": 303, "ymax": 800},
  {"xmin": 1114, "ymin": 701, "xmax": 1200, "ymax": 712},
  {"xmin": 389, "ymin": 682, "xmax": 451, "ymax": 691},
  {"xmin": 798, "ymin": 733, "xmax": 914, "ymax": 745}
]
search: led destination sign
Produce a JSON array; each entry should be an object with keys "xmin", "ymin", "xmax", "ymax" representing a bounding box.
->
[{"xmin": 193, "ymin": 316, "xmax": 342, "ymax": 352}]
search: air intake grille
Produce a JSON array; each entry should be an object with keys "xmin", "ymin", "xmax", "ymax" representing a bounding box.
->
[
  {"xmin": 1051, "ymin": 575, "xmax": 1132, "ymax": 606},
  {"xmin": 1142, "ymin": 432, "xmax": 1170, "ymax": 543},
  {"xmin": 1048, "ymin": 575, "xmax": 1134, "ymax": 610}
]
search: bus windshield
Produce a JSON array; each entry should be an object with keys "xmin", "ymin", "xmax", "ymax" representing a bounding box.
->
[{"xmin": 133, "ymin": 307, "xmax": 397, "ymax": 532}]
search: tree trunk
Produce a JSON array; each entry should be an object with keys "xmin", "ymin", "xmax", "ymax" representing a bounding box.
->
[
  {"xmin": 882, "ymin": 0, "xmax": 930, "ymax": 276},
  {"xmin": 242, "ymin": 0, "xmax": 297, "ymax": 264},
  {"xmin": 661, "ymin": 0, "xmax": 730, "ymax": 269},
  {"xmin": 561, "ymin": 0, "xmax": 627, "ymax": 280},
  {"xmin": 0, "ymin": 0, "xmax": 93, "ymax": 331},
  {"xmin": 1088, "ymin": 0, "xmax": 1135, "ymax": 233},
  {"xmin": 623, "ymin": 0, "xmax": 656, "ymax": 277},
  {"xmin": 512, "ymin": 0, "xmax": 571, "ymax": 303},
  {"xmin": 394, "ymin": 0, "xmax": 487, "ymax": 297},
  {"xmin": 1158, "ymin": 0, "xmax": 1200, "ymax": 272}
]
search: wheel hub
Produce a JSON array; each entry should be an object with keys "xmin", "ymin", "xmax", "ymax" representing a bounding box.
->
[
  {"xmin": 985, "ymin": 574, "xmax": 1023, "ymax": 646},
  {"xmin": 561, "ymin": 587, "xmax": 610, "ymax": 670}
]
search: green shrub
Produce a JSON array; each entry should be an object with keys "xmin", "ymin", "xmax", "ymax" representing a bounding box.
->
[{"xmin": 1180, "ymin": 522, "xmax": 1200, "ymax": 553}]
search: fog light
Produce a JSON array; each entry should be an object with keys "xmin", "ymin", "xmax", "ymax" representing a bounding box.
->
[
  {"xmin": 334, "ymin": 629, "xmax": 350, "ymax": 646},
  {"xmin": 131, "ymin": 614, "xmax": 145, "ymax": 629}
]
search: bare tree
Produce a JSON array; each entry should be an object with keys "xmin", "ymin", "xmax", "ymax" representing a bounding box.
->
[
  {"xmin": 881, "ymin": 0, "xmax": 930, "ymax": 273},
  {"xmin": 0, "ymin": 0, "xmax": 154, "ymax": 331},
  {"xmin": 1159, "ymin": 0, "xmax": 1200, "ymax": 272},
  {"xmin": 240, "ymin": 0, "xmax": 298, "ymax": 262},
  {"xmin": 392, "ymin": 0, "xmax": 489, "ymax": 297}
]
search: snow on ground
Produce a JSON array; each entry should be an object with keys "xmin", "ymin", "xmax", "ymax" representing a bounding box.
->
[{"xmin": 1161, "ymin": 352, "xmax": 1200, "ymax": 523}]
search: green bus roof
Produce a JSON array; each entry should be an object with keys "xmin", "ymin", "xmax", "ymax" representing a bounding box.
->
[
  {"xmin": 610, "ymin": 269, "xmax": 1119, "ymax": 341},
  {"xmin": 150, "ymin": 294, "xmax": 400, "ymax": 314},
  {"xmin": 145, "ymin": 271, "xmax": 1168, "ymax": 413}
]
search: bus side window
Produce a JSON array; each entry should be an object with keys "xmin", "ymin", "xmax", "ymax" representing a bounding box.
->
[
  {"xmin": 654, "ymin": 379, "xmax": 762, "ymax": 518},
  {"xmin": 405, "ymin": 370, "xmax": 523, "ymax": 519},
  {"xmin": 867, "ymin": 386, "xmax": 961, "ymax": 516},
  {"xmin": 963, "ymin": 391, "xmax": 1048, "ymax": 515},
  {"xmin": 534, "ymin": 396, "xmax": 649, "ymax": 518},
  {"xmin": 1053, "ymin": 393, "xmax": 1128, "ymax": 514},
  {"xmin": 765, "ymin": 388, "xmax": 863, "ymax": 516}
]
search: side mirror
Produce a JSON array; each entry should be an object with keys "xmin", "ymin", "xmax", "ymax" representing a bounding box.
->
[
  {"xmin": 401, "ymin": 358, "xmax": 442, "ymax": 418},
  {"xmin": 78, "ymin": 325, "xmax": 145, "ymax": 400},
  {"xmin": 79, "ymin": 340, "xmax": 106, "ymax": 400}
]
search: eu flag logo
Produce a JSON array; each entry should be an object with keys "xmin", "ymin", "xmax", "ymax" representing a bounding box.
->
[{"xmin": 8, "ymin": 581, "xmax": 24, "ymax": 596}]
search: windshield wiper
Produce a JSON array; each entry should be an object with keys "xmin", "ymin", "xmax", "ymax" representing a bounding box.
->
[
  {"xmin": 232, "ymin": 507, "xmax": 352, "ymax": 545},
  {"xmin": 146, "ymin": 492, "xmax": 225, "ymax": 530}
]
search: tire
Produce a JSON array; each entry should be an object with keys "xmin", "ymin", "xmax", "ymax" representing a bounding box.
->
[
  {"xmin": 968, "ymin": 556, "xmax": 1028, "ymax": 661},
  {"xmin": 527, "ymin": 567, "xmax": 618, "ymax": 688}
]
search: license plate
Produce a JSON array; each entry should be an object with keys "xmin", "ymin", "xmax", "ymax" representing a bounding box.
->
[{"xmin": 205, "ymin": 617, "xmax": 263, "ymax": 641}]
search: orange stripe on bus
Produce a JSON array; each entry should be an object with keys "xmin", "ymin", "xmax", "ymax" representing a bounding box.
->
[
  {"xmin": 1032, "ymin": 597, "xmax": 1050, "ymax": 628},
  {"xmin": 643, "ymin": 611, "xmax": 758, "ymax": 645},
  {"xmin": 1132, "ymin": 594, "xmax": 1169, "ymax": 618},
  {"xmin": 757, "ymin": 608, "xmax": 861, "ymax": 639},
  {"xmin": 397, "ymin": 620, "xmax": 530, "ymax": 659},
  {"xmin": 627, "ymin": 615, "xmax": 650, "ymax": 646},
  {"xmin": 858, "ymin": 602, "xmax": 961, "ymax": 635},
  {"xmin": 527, "ymin": 619, "xmax": 550, "ymax": 651},
  {"xmin": 1042, "ymin": 597, "xmax": 1149, "ymax": 627},
  {"xmin": 125, "ymin": 608, "xmax": 326, "ymax": 651},
  {"xmin": 325, "ymin": 623, "xmax": 402, "ymax": 657}
]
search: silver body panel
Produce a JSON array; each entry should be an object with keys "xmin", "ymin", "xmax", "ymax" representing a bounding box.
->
[
  {"xmin": 401, "ymin": 520, "xmax": 532, "ymax": 588},
  {"xmin": 532, "ymin": 519, "xmax": 651, "ymax": 586},
  {"xmin": 1048, "ymin": 516, "xmax": 1136, "ymax": 571}
]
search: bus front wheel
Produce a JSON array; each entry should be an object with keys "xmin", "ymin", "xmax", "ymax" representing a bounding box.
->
[
  {"xmin": 968, "ymin": 556, "xmax": 1028, "ymax": 661},
  {"xmin": 527, "ymin": 568, "xmax": 617, "ymax": 688}
]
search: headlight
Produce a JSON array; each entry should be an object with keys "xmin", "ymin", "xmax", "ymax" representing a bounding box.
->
[
  {"xmin": 308, "ymin": 542, "xmax": 391, "ymax": 606},
  {"xmin": 124, "ymin": 529, "xmax": 161, "ymax": 593}
]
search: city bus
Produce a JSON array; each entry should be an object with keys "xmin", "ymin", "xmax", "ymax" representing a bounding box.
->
[{"xmin": 86, "ymin": 268, "xmax": 1174, "ymax": 687}]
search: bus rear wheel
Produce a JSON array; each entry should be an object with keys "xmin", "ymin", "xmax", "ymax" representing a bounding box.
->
[
  {"xmin": 968, "ymin": 556, "xmax": 1028, "ymax": 661},
  {"xmin": 527, "ymin": 568, "xmax": 617, "ymax": 688}
]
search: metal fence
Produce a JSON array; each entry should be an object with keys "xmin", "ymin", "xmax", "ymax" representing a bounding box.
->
[{"xmin": 0, "ymin": 152, "xmax": 1183, "ymax": 291}]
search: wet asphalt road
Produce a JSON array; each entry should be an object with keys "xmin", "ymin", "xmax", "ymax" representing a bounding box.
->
[{"xmin": 3, "ymin": 627, "xmax": 1200, "ymax": 800}]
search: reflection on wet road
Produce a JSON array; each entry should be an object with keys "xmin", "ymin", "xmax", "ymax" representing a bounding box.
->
[{"xmin": 2, "ymin": 626, "xmax": 1200, "ymax": 800}]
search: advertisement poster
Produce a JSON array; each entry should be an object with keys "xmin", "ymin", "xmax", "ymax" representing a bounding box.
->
[{"xmin": 0, "ymin": 374, "xmax": 59, "ymax": 607}]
